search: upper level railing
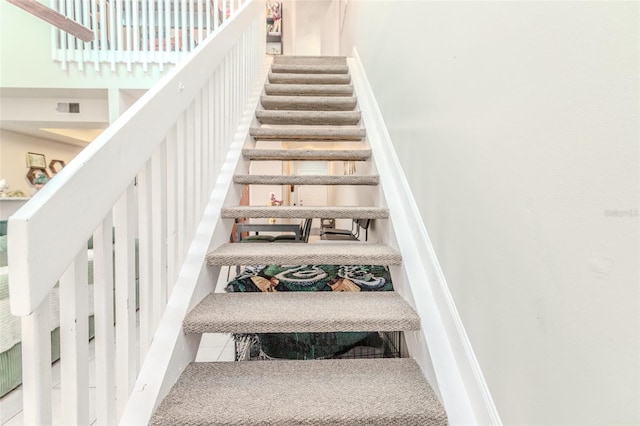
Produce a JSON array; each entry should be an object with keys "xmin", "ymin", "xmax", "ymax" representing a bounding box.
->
[
  {"xmin": 8, "ymin": 1, "xmax": 266, "ymax": 424},
  {"xmin": 52, "ymin": 0, "xmax": 243, "ymax": 71}
]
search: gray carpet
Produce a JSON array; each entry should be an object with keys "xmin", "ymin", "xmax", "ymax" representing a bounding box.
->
[
  {"xmin": 250, "ymin": 126, "xmax": 365, "ymax": 141},
  {"xmin": 264, "ymin": 83, "xmax": 354, "ymax": 96},
  {"xmin": 255, "ymin": 110, "xmax": 361, "ymax": 125},
  {"xmin": 242, "ymin": 148, "xmax": 371, "ymax": 161},
  {"xmin": 184, "ymin": 292, "xmax": 420, "ymax": 334},
  {"xmin": 268, "ymin": 72, "xmax": 351, "ymax": 85},
  {"xmin": 273, "ymin": 55, "xmax": 347, "ymax": 65},
  {"xmin": 233, "ymin": 174, "xmax": 379, "ymax": 186},
  {"xmin": 206, "ymin": 243, "xmax": 402, "ymax": 266},
  {"xmin": 221, "ymin": 206, "xmax": 387, "ymax": 219},
  {"xmin": 149, "ymin": 358, "xmax": 448, "ymax": 426},
  {"xmin": 270, "ymin": 64, "xmax": 349, "ymax": 74},
  {"xmin": 260, "ymin": 95, "xmax": 357, "ymax": 111}
]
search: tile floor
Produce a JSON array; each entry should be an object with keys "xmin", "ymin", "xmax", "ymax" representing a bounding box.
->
[{"xmin": 0, "ymin": 267, "xmax": 235, "ymax": 425}]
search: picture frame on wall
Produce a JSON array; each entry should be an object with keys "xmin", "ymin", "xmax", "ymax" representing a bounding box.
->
[{"xmin": 26, "ymin": 152, "xmax": 46, "ymax": 168}]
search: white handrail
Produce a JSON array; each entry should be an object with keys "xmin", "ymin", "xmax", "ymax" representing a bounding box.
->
[
  {"xmin": 349, "ymin": 50, "xmax": 503, "ymax": 426},
  {"xmin": 8, "ymin": 0, "xmax": 266, "ymax": 423}
]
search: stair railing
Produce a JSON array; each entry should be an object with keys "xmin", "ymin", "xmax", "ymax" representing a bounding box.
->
[
  {"xmin": 349, "ymin": 51, "xmax": 503, "ymax": 425},
  {"xmin": 51, "ymin": 0, "xmax": 247, "ymax": 72},
  {"xmin": 8, "ymin": 1, "xmax": 266, "ymax": 424}
]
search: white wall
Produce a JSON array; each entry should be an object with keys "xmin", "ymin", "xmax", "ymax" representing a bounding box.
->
[
  {"xmin": 341, "ymin": 1, "xmax": 639, "ymax": 425},
  {"xmin": 282, "ymin": 0, "xmax": 339, "ymax": 56},
  {"xmin": 0, "ymin": 130, "xmax": 83, "ymax": 195}
]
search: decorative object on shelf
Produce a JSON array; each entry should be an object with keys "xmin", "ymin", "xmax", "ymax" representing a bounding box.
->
[
  {"xmin": 266, "ymin": 1, "xmax": 282, "ymax": 55},
  {"xmin": 26, "ymin": 152, "xmax": 46, "ymax": 168},
  {"xmin": 26, "ymin": 167, "xmax": 50, "ymax": 186},
  {"xmin": 49, "ymin": 159, "xmax": 66, "ymax": 175}
]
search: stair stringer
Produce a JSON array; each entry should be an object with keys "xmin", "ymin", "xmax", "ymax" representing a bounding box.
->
[
  {"xmin": 118, "ymin": 57, "xmax": 272, "ymax": 426},
  {"xmin": 349, "ymin": 51, "xmax": 503, "ymax": 426}
]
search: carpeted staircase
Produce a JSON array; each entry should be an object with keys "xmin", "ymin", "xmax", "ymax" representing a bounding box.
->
[{"xmin": 150, "ymin": 56, "xmax": 448, "ymax": 425}]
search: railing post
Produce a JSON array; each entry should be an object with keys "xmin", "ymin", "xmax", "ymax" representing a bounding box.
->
[
  {"xmin": 59, "ymin": 249, "xmax": 90, "ymax": 425},
  {"xmin": 21, "ymin": 302, "xmax": 53, "ymax": 426}
]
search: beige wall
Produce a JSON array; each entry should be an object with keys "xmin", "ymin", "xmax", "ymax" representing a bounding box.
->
[
  {"xmin": 340, "ymin": 1, "xmax": 639, "ymax": 425},
  {"xmin": 0, "ymin": 130, "xmax": 83, "ymax": 195}
]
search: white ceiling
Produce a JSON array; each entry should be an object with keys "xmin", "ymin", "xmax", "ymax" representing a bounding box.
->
[{"xmin": 0, "ymin": 87, "xmax": 109, "ymax": 146}]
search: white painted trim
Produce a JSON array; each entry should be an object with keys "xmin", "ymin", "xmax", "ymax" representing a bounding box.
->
[
  {"xmin": 349, "ymin": 49, "xmax": 502, "ymax": 426},
  {"xmin": 118, "ymin": 56, "xmax": 272, "ymax": 426}
]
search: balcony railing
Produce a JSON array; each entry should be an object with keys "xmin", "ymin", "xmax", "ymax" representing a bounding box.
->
[{"xmin": 52, "ymin": 0, "xmax": 244, "ymax": 71}]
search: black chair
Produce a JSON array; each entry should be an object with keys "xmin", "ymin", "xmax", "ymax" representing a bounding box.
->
[
  {"xmin": 320, "ymin": 219, "xmax": 370, "ymax": 241},
  {"xmin": 274, "ymin": 217, "xmax": 312, "ymax": 243}
]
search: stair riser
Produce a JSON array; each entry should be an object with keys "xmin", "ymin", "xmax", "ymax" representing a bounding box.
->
[
  {"xmin": 273, "ymin": 55, "xmax": 347, "ymax": 65},
  {"xmin": 242, "ymin": 149, "xmax": 372, "ymax": 161},
  {"xmin": 250, "ymin": 129, "xmax": 365, "ymax": 141},
  {"xmin": 271, "ymin": 64, "xmax": 349, "ymax": 74},
  {"xmin": 221, "ymin": 206, "xmax": 388, "ymax": 219},
  {"xmin": 256, "ymin": 111, "xmax": 361, "ymax": 125},
  {"xmin": 269, "ymin": 73, "xmax": 351, "ymax": 85},
  {"xmin": 261, "ymin": 96, "xmax": 357, "ymax": 111},
  {"xmin": 264, "ymin": 84, "xmax": 354, "ymax": 97},
  {"xmin": 234, "ymin": 175, "xmax": 379, "ymax": 186}
]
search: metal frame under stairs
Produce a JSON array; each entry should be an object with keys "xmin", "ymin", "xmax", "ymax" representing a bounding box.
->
[{"xmin": 150, "ymin": 56, "xmax": 448, "ymax": 425}]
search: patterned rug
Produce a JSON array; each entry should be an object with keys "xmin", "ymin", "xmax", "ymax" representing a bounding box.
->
[{"xmin": 226, "ymin": 265, "xmax": 397, "ymax": 360}]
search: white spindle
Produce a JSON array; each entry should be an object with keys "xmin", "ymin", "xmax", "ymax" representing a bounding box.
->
[
  {"xmin": 181, "ymin": 0, "xmax": 188, "ymax": 56},
  {"xmin": 174, "ymin": 0, "xmax": 180, "ymax": 56},
  {"xmin": 151, "ymin": 145, "xmax": 168, "ymax": 325},
  {"xmin": 59, "ymin": 249, "xmax": 90, "ymax": 425},
  {"xmin": 176, "ymin": 114, "xmax": 186, "ymax": 264},
  {"xmin": 109, "ymin": 0, "xmax": 117, "ymax": 69},
  {"xmin": 137, "ymin": 161, "xmax": 153, "ymax": 361},
  {"xmin": 93, "ymin": 214, "xmax": 117, "ymax": 426},
  {"xmin": 115, "ymin": 0, "xmax": 123, "ymax": 63},
  {"xmin": 197, "ymin": 0, "xmax": 203, "ymax": 44},
  {"xmin": 213, "ymin": 0, "xmax": 219, "ymax": 30},
  {"xmin": 194, "ymin": 94, "xmax": 203, "ymax": 215},
  {"xmin": 207, "ymin": 78, "xmax": 215, "ymax": 185},
  {"xmin": 81, "ymin": 0, "xmax": 90, "ymax": 67},
  {"xmin": 165, "ymin": 127, "xmax": 178, "ymax": 294},
  {"xmin": 185, "ymin": 103, "xmax": 196, "ymax": 237},
  {"xmin": 125, "ymin": 0, "xmax": 133, "ymax": 70},
  {"xmin": 206, "ymin": 0, "xmax": 211, "ymax": 35},
  {"xmin": 141, "ymin": 0, "xmax": 149, "ymax": 70},
  {"xmin": 133, "ymin": 0, "xmax": 140, "ymax": 64},
  {"xmin": 164, "ymin": 0, "xmax": 171, "ymax": 61},
  {"xmin": 21, "ymin": 302, "xmax": 52, "ymax": 426},
  {"xmin": 189, "ymin": 0, "xmax": 195, "ymax": 50},
  {"xmin": 114, "ymin": 184, "xmax": 138, "ymax": 416},
  {"xmin": 91, "ymin": 0, "xmax": 100, "ymax": 69}
]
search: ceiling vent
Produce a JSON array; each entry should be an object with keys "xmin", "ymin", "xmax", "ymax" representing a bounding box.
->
[{"xmin": 56, "ymin": 102, "xmax": 80, "ymax": 113}]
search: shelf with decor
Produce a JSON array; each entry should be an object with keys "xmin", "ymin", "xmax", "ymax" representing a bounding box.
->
[{"xmin": 266, "ymin": 1, "xmax": 282, "ymax": 55}]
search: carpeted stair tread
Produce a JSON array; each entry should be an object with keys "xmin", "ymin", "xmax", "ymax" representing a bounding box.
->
[
  {"xmin": 221, "ymin": 205, "xmax": 388, "ymax": 219},
  {"xmin": 184, "ymin": 292, "xmax": 420, "ymax": 334},
  {"xmin": 149, "ymin": 358, "xmax": 447, "ymax": 426},
  {"xmin": 206, "ymin": 243, "xmax": 401, "ymax": 266},
  {"xmin": 242, "ymin": 148, "xmax": 371, "ymax": 161},
  {"xmin": 271, "ymin": 64, "xmax": 349, "ymax": 74},
  {"xmin": 273, "ymin": 55, "xmax": 347, "ymax": 65},
  {"xmin": 264, "ymin": 83, "xmax": 354, "ymax": 97},
  {"xmin": 268, "ymin": 72, "xmax": 351, "ymax": 85},
  {"xmin": 234, "ymin": 174, "xmax": 379, "ymax": 186},
  {"xmin": 255, "ymin": 110, "xmax": 361, "ymax": 125},
  {"xmin": 260, "ymin": 95, "xmax": 357, "ymax": 111},
  {"xmin": 250, "ymin": 126, "xmax": 365, "ymax": 141}
]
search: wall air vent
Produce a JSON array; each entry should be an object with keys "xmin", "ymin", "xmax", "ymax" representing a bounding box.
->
[{"xmin": 56, "ymin": 102, "xmax": 80, "ymax": 113}]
